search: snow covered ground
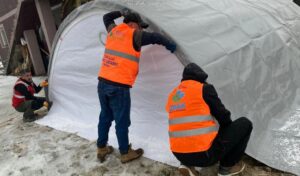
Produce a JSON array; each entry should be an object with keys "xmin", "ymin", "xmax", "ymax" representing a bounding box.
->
[
  {"xmin": 0, "ymin": 61, "xmax": 4, "ymax": 75},
  {"xmin": 0, "ymin": 76, "xmax": 295, "ymax": 176}
]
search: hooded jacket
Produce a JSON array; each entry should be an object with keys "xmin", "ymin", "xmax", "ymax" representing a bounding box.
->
[{"xmin": 181, "ymin": 63, "xmax": 232, "ymax": 128}]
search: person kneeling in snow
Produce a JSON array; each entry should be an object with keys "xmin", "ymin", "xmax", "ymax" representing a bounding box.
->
[
  {"xmin": 12, "ymin": 68, "xmax": 49, "ymax": 122},
  {"xmin": 166, "ymin": 63, "xmax": 253, "ymax": 176}
]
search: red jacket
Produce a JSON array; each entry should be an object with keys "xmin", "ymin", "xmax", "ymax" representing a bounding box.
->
[{"xmin": 12, "ymin": 79, "xmax": 36, "ymax": 108}]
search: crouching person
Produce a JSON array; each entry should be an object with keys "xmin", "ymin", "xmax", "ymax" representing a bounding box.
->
[
  {"xmin": 12, "ymin": 68, "xmax": 49, "ymax": 122},
  {"xmin": 166, "ymin": 63, "xmax": 253, "ymax": 176}
]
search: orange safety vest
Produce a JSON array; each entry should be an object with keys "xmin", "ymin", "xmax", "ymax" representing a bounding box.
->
[
  {"xmin": 166, "ymin": 80, "xmax": 219, "ymax": 153},
  {"xmin": 98, "ymin": 23, "xmax": 141, "ymax": 86},
  {"xmin": 12, "ymin": 79, "xmax": 35, "ymax": 108}
]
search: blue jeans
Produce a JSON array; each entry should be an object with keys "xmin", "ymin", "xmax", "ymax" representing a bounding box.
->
[{"xmin": 97, "ymin": 80, "xmax": 131, "ymax": 154}]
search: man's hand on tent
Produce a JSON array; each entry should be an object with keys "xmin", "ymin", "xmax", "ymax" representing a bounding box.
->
[
  {"xmin": 40, "ymin": 80, "xmax": 48, "ymax": 87},
  {"xmin": 166, "ymin": 41, "xmax": 177, "ymax": 53},
  {"xmin": 120, "ymin": 8, "xmax": 131, "ymax": 17}
]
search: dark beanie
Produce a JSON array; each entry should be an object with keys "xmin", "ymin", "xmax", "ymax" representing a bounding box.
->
[{"xmin": 123, "ymin": 12, "xmax": 149, "ymax": 29}]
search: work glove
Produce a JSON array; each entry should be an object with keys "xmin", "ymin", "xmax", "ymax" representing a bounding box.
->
[
  {"xmin": 165, "ymin": 42, "xmax": 176, "ymax": 53},
  {"xmin": 120, "ymin": 8, "xmax": 131, "ymax": 17},
  {"xmin": 43, "ymin": 101, "xmax": 49, "ymax": 108},
  {"xmin": 40, "ymin": 80, "xmax": 48, "ymax": 87}
]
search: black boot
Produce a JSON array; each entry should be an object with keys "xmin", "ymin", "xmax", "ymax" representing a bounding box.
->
[{"xmin": 23, "ymin": 115, "xmax": 37, "ymax": 122}]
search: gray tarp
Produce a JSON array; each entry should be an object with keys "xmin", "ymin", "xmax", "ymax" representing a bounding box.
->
[{"xmin": 39, "ymin": 0, "xmax": 300, "ymax": 175}]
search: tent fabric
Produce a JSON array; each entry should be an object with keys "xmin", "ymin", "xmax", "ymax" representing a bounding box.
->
[{"xmin": 38, "ymin": 0, "xmax": 300, "ymax": 174}]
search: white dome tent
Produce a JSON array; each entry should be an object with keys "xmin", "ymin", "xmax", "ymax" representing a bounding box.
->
[{"xmin": 38, "ymin": 0, "xmax": 300, "ymax": 175}]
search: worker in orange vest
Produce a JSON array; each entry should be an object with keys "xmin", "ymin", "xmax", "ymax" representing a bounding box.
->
[
  {"xmin": 166, "ymin": 63, "xmax": 253, "ymax": 176},
  {"xmin": 97, "ymin": 9, "xmax": 176, "ymax": 163},
  {"xmin": 12, "ymin": 68, "xmax": 48, "ymax": 122}
]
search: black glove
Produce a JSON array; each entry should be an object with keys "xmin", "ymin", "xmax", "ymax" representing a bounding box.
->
[
  {"xmin": 120, "ymin": 8, "xmax": 131, "ymax": 17},
  {"xmin": 165, "ymin": 42, "xmax": 176, "ymax": 53}
]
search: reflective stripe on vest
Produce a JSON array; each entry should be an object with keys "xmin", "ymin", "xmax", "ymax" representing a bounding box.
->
[
  {"xmin": 166, "ymin": 80, "xmax": 219, "ymax": 153},
  {"xmin": 12, "ymin": 79, "xmax": 34, "ymax": 108},
  {"xmin": 13, "ymin": 81, "xmax": 29, "ymax": 99},
  {"xmin": 105, "ymin": 49, "xmax": 139, "ymax": 63},
  {"xmin": 169, "ymin": 124, "xmax": 219, "ymax": 138},
  {"xmin": 16, "ymin": 81, "xmax": 29, "ymax": 87},
  {"xmin": 169, "ymin": 115, "xmax": 213, "ymax": 125},
  {"xmin": 98, "ymin": 23, "xmax": 141, "ymax": 86},
  {"xmin": 13, "ymin": 94, "xmax": 25, "ymax": 99}
]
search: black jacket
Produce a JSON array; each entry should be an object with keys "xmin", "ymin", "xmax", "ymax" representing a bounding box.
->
[
  {"xmin": 103, "ymin": 11, "xmax": 173, "ymax": 52},
  {"xmin": 181, "ymin": 63, "xmax": 232, "ymax": 128},
  {"xmin": 14, "ymin": 79, "xmax": 42, "ymax": 100}
]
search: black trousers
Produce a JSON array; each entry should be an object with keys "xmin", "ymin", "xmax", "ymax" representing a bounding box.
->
[
  {"xmin": 15, "ymin": 97, "xmax": 46, "ymax": 118},
  {"xmin": 173, "ymin": 117, "xmax": 253, "ymax": 167},
  {"xmin": 31, "ymin": 97, "xmax": 46, "ymax": 110}
]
